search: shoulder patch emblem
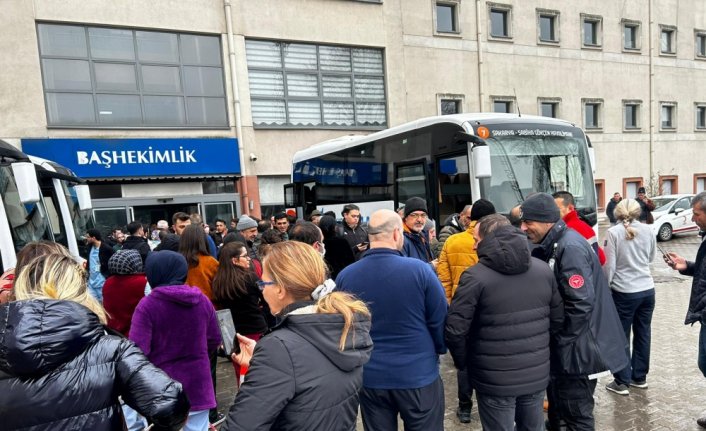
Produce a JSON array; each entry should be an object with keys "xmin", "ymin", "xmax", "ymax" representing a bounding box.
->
[{"xmin": 568, "ymin": 274, "xmax": 584, "ymax": 289}]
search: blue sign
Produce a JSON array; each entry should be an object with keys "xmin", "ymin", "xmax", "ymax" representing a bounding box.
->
[
  {"xmin": 293, "ymin": 159, "xmax": 387, "ymax": 185},
  {"xmin": 21, "ymin": 138, "xmax": 240, "ymax": 179}
]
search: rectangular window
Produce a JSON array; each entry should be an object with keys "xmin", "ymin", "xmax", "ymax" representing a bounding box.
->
[
  {"xmin": 436, "ymin": 3, "xmax": 458, "ymax": 33},
  {"xmin": 582, "ymin": 15, "xmax": 602, "ymax": 47},
  {"xmin": 695, "ymin": 174, "xmax": 706, "ymax": 193},
  {"xmin": 661, "ymin": 103, "xmax": 676, "ymax": 130},
  {"xmin": 696, "ymin": 104, "xmax": 706, "ymax": 129},
  {"xmin": 537, "ymin": 10, "xmax": 559, "ymax": 43},
  {"xmin": 246, "ymin": 40, "xmax": 386, "ymax": 128},
  {"xmin": 659, "ymin": 176, "xmax": 678, "ymax": 195},
  {"xmin": 661, "ymin": 26, "xmax": 676, "ymax": 54},
  {"xmin": 583, "ymin": 99, "xmax": 603, "ymax": 129},
  {"xmin": 440, "ymin": 99, "xmax": 460, "ymax": 115},
  {"xmin": 489, "ymin": 5, "xmax": 512, "ymax": 39},
  {"xmin": 539, "ymin": 101, "xmax": 558, "ymax": 118},
  {"xmin": 37, "ymin": 23, "xmax": 227, "ymax": 128},
  {"xmin": 696, "ymin": 32, "xmax": 706, "ymax": 57},
  {"xmin": 623, "ymin": 101, "xmax": 641, "ymax": 130},
  {"xmin": 493, "ymin": 99, "xmax": 512, "ymax": 113},
  {"xmin": 623, "ymin": 21, "xmax": 640, "ymax": 51}
]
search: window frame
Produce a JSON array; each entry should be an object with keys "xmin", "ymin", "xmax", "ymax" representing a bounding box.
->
[
  {"xmin": 694, "ymin": 173, "xmax": 706, "ymax": 193},
  {"xmin": 434, "ymin": 0, "xmax": 461, "ymax": 36},
  {"xmin": 536, "ymin": 9, "xmax": 560, "ymax": 45},
  {"xmin": 659, "ymin": 175, "xmax": 679, "ymax": 195},
  {"xmin": 245, "ymin": 39, "xmax": 388, "ymax": 130},
  {"xmin": 36, "ymin": 22, "xmax": 229, "ymax": 129},
  {"xmin": 582, "ymin": 98, "xmax": 603, "ymax": 130},
  {"xmin": 622, "ymin": 19, "xmax": 642, "ymax": 52},
  {"xmin": 488, "ymin": 3, "xmax": 513, "ymax": 41},
  {"xmin": 660, "ymin": 25, "xmax": 677, "ymax": 56},
  {"xmin": 537, "ymin": 97, "xmax": 561, "ymax": 118},
  {"xmin": 581, "ymin": 14, "xmax": 603, "ymax": 49},
  {"xmin": 695, "ymin": 103, "xmax": 706, "ymax": 131},
  {"xmin": 622, "ymin": 99, "xmax": 642, "ymax": 131},
  {"xmin": 437, "ymin": 93, "xmax": 464, "ymax": 115},
  {"xmin": 695, "ymin": 30, "xmax": 706, "ymax": 59},
  {"xmin": 660, "ymin": 101, "xmax": 677, "ymax": 131},
  {"xmin": 491, "ymin": 96, "xmax": 515, "ymax": 114}
]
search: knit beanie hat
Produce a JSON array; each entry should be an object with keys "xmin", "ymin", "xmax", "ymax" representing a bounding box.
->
[
  {"xmin": 520, "ymin": 193, "xmax": 561, "ymax": 223},
  {"xmin": 470, "ymin": 199, "xmax": 496, "ymax": 221},
  {"xmin": 404, "ymin": 197, "xmax": 428, "ymax": 218},
  {"xmin": 237, "ymin": 215, "xmax": 258, "ymax": 231},
  {"xmin": 108, "ymin": 249, "xmax": 143, "ymax": 275}
]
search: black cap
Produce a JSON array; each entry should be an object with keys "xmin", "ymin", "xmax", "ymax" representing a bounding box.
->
[
  {"xmin": 520, "ymin": 193, "xmax": 560, "ymax": 223},
  {"xmin": 404, "ymin": 197, "xmax": 428, "ymax": 218},
  {"xmin": 470, "ymin": 199, "xmax": 496, "ymax": 221},
  {"xmin": 638, "ymin": 187, "xmax": 646, "ymax": 194}
]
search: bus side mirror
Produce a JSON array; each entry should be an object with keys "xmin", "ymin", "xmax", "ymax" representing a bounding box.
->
[
  {"xmin": 74, "ymin": 184, "xmax": 93, "ymax": 210},
  {"xmin": 454, "ymin": 131, "xmax": 486, "ymax": 146},
  {"xmin": 11, "ymin": 162, "xmax": 41, "ymax": 204},
  {"xmin": 473, "ymin": 145, "xmax": 492, "ymax": 179}
]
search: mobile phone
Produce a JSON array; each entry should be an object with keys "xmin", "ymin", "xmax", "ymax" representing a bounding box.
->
[
  {"xmin": 230, "ymin": 334, "xmax": 241, "ymax": 356},
  {"xmin": 657, "ymin": 245, "xmax": 673, "ymax": 264}
]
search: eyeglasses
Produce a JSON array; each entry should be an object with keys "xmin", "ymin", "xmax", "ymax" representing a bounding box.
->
[
  {"xmin": 407, "ymin": 212, "xmax": 427, "ymax": 220},
  {"xmin": 256, "ymin": 280, "xmax": 276, "ymax": 291},
  {"xmin": 239, "ymin": 254, "xmax": 250, "ymax": 260}
]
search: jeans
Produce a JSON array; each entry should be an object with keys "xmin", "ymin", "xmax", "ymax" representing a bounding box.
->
[
  {"xmin": 120, "ymin": 399, "xmax": 147, "ymax": 431},
  {"xmin": 547, "ymin": 376, "xmax": 597, "ymax": 431},
  {"xmin": 476, "ymin": 389, "xmax": 544, "ymax": 431},
  {"xmin": 698, "ymin": 323, "xmax": 706, "ymax": 378},
  {"xmin": 611, "ymin": 290, "xmax": 655, "ymax": 385},
  {"xmin": 457, "ymin": 368, "xmax": 474, "ymax": 407}
]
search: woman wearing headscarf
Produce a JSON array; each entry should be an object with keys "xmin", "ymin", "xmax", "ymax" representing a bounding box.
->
[
  {"xmin": 180, "ymin": 224, "xmax": 219, "ymax": 303},
  {"xmin": 603, "ymin": 198, "xmax": 657, "ymax": 396},
  {"xmin": 222, "ymin": 241, "xmax": 373, "ymax": 430},
  {"xmin": 0, "ymin": 247, "xmax": 189, "ymax": 430},
  {"xmin": 130, "ymin": 250, "xmax": 222, "ymax": 431},
  {"xmin": 103, "ymin": 249, "xmax": 148, "ymax": 337}
]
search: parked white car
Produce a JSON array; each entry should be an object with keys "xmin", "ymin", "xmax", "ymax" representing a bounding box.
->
[{"xmin": 649, "ymin": 194, "xmax": 699, "ymax": 241}]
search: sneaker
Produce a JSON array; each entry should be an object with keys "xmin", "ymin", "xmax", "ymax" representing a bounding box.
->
[
  {"xmin": 210, "ymin": 412, "xmax": 226, "ymax": 426},
  {"xmin": 456, "ymin": 404, "xmax": 471, "ymax": 423},
  {"xmin": 605, "ymin": 380, "xmax": 630, "ymax": 395},
  {"xmin": 630, "ymin": 379, "xmax": 648, "ymax": 389}
]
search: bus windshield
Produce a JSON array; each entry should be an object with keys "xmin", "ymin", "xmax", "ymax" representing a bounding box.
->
[
  {"xmin": 0, "ymin": 165, "xmax": 53, "ymax": 251},
  {"xmin": 479, "ymin": 129, "xmax": 595, "ymax": 215}
]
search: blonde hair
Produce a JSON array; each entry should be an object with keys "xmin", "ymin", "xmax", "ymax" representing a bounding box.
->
[
  {"xmin": 263, "ymin": 241, "xmax": 370, "ymax": 350},
  {"xmin": 13, "ymin": 253, "xmax": 107, "ymax": 324},
  {"xmin": 614, "ymin": 199, "xmax": 643, "ymax": 240}
]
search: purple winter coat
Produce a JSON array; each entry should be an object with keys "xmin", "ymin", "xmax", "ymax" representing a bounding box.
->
[{"xmin": 130, "ymin": 285, "xmax": 221, "ymax": 411}]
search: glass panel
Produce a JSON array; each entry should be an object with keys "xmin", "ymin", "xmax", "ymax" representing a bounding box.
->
[
  {"xmin": 93, "ymin": 208, "xmax": 128, "ymax": 238},
  {"xmin": 437, "ymin": 4, "xmax": 455, "ymax": 32},
  {"xmin": 245, "ymin": 40, "xmax": 282, "ymax": 68},
  {"xmin": 37, "ymin": 24, "xmax": 87, "ymax": 57},
  {"xmin": 699, "ymin": 35, "xmax": 706, "ymax": 56},
  {"xmin": 539, "ymin": 16, "xmax": 554, "ymax": 41},
  {"xmin": 184, "ymin": 66, "xmax": 224, "ymax": 96},
  {"xmin": 88, "ymin": 27, "xmax": 135, "ymax": 60},
  {"xmin": 94, "ymin": 63, "xmax": 137, "ymax": 91},
  {"xmin": 396, "ymin": 163, "xmax": 426, "ymax": 205},
  {"xmin": 0, "ymin": 166, "xmax": 53, "ymax": 251},
  {"xmin": 624, "ymin": 25, "xmax": 636, "ymax": 49},
  {"xmin": 494, "ymin": 101, "xmax": 510, "ymax": 113},
  {"xmin": 585, "ymin": 104, "xmax": 596, "ymax": 127},
  {"xmin": 541, "ymin": 102, "xmax": 555, "ymax": 118},
  {"xmin": 661, "ymin": 31, "xmax": 672, "ymax": 53},
  {"xmin": 661, "ymin": 106, "xmax": 673, "ymax": 127},
  {"xmin": 698, "ymin": 107, "xmax": 706, "ymax": 128},
  {"xmin": 662, "ymin": 180, "xmax": 673, "ymax": 195},
  {"xmin": 356, "ymin": 102, "xmax": 386, "ymax": 126},
  {"xmin": 441, "ymin": 100, "xmax": 459, "ymax": 115},
  {"xmin": 42, "ymin": 59, "xmax": 92, "ymax": 90},
  {"xmin": 181, "ymin": 34, "xmax": 222, "ymax": 65},
  {"xmin": 698, "ymin": 178, "xmax": 706, "ymax": 193},
  {"xmin": 323, "ymin": 102, "xmax": 354, "ymax": 126},
  {"xmin": 203, "ymin": 202, "xmax": 234, "ymax": 225},
  {"xmin": 320, "ymin": 46, "xmax": 351, "ymax": 72},
  {"xmin": 354, "ymin": 76, "xmax": 385, "ymax": 99},
  {"xmin": 143, "ymin": 95, "xmax": 185, "ymax": 125},
  {"xmin": 186, "ymin": 97, "xmax": 227, "ymax": 125},
  {"xmin": 625, "ymin": 105, "xmax": 637, "ymax": 128},
  {"xmin": 96, "ymin": 94, "xmax": 141, "ymax": 124},
  {"xmin": 45, "ymin": 93, "xmax": 95, "ymax": 124},
  {"xmin": 248, "ymin": 70, "xmax": 284, "ymax": 97},
  {"xmin": 288, "ymin": 101, "xmax": 321, "ymax": 125},
  {"xmin": 141, "ymin": 65, "xmax": 181, "ymax": 93},
  {"xmin": 251, "ymin": 99, "xmax": 286, "ymax": 125},
  {"xmin": 437, "ymin": 154, "xmax": 471, "ymax": 224},
  {"xmin": 322, "ymin": 75, "xmax": 352, "ymax": 98},
  {"xmin": 584, "ymin": 21, "xmax": 596, "ymax": 45},
  {"xmin": 353, "ymin": 48, "xmax": 384, "ymax": 74},
  {"xmin": 283, "ymin": 43, "xmax": 317, "ymax": 70},
  {"xmin": 490, "ymin": 10, "xmax": 507, "ymax": 37},
  {"xmin": 136, "ymin": 31, "xmax": 179, "ymax": 63},
  {"xmin": 286, "ymin": 73, "xmax": 319, "ymax": 97}
]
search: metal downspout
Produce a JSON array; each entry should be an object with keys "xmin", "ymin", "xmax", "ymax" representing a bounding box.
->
[
  {"xmin": 476, "ymin": 0, "xmax": 485, "ymax": 111},
  {"xmin": 648, "ymin": 0, "xmax": 655, "ymax": 191}
]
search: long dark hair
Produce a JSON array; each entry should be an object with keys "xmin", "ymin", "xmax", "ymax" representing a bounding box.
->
[
  {"xmin": 213, "ymin": 242, "xmax": 255, "ymax": 300},
  {"xmin": 179, "ymin": 224, "xmax": 210, "ymax": 268}
]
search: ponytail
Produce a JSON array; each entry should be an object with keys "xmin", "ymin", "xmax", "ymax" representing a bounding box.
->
[
  {"xmin": 316, "ymin": 292, "xmax": 370, "ymax": 351},
  {"xmin": 614, "ymin": 198, "xmax": 642, "ymax": 240}
]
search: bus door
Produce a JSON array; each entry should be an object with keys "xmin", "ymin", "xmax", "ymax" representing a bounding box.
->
[
  {"xmin": 284, "ymin": 182, "xmax": 316, "ymax": 220},
  {"xmin": 394, "ymin": 159, "xmax": 428, "ymax": 211},
  {"xmin": 435, "ymin": 152, "xmax": 472, "ymax": 227}
]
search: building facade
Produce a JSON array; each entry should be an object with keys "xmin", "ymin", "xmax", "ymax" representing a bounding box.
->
[{"xmin": 2, "ymin": 0, "xmax": 705, "ymax": 230}]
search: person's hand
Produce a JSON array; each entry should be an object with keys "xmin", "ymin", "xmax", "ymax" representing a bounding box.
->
[
  {"xmin": 666, "ymin": 252, "xmax": 687, "ymax": 271},
  {"xmin": 356, "ymin": 243, "xmax": 368, "ymax": 252},
  {"xmin": 230, "ymin": 333, "xmax": 257, "ymax": 367}
]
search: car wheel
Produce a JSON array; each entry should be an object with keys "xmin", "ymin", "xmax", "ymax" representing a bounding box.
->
[{"xmin": 657, "ymin": 223, "xmax": 673, "ymax": 241}]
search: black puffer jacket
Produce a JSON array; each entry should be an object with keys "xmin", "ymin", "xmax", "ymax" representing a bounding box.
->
[
  {"xmin": 445, "ymin": 226, "xmax": 563, "ymax": 396},
  {"xmin": 0, "ymin": 300, "xmax": 189, "ymax": 430},
  {"xmin": 532, "ymin": 220, "xmax": 629, "ymax": 376},
  {"xmin": 223, "ymin": 301, "xmax": 373, "ymax": 431},
  {"xmin": 682, "ymin": 237, "xmax": 706, "ymax": 324}
]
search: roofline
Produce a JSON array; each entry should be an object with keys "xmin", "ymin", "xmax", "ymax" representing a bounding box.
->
[{"xmin": 292, "ymin": 113, "xmax": 579, "ymax": 163}]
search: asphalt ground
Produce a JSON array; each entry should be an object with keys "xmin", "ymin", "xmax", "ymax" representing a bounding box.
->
[{"xmin": 214, "ymin": 228, "xmax": 706, "ymax": 431}]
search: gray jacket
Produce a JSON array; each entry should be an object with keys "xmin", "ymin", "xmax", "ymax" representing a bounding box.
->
[{"xmin": 602, "ymin": 221, "xmax": 656, "ymax": 294}]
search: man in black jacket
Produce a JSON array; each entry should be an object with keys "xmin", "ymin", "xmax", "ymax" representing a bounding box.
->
[
  {"xmin": 445, "ymin": 214, "xmax": 563, "ymax": 430},
  {"xmin": 121, "ymin": 221, "xmax": 151, "ymax": 264},
  {"xmin": 606, "ymin": 192, "xmax": 621, "ymax": 225},
  {"xmin": 664, "ymin": 191, "xmax": 706, "ymax": 428},
  {"xmin": 520, "ymin": 193, "xmax": 628, "ymax": 431},
  {"xmin": 341, "ymin": 204, "xmax": 369, "ymax": 259}
]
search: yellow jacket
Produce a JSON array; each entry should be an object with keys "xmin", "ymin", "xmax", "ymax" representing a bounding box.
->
[{"xmin": 436, "ymin": 221, "xmax": 479, "ymax": 302}]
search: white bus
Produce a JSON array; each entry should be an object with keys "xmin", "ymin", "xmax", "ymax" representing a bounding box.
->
[
  {"xmin": 0, "ymin": 140, "xmax": 94, "ymax": 272},
  {"xmin": 286, "ymin": 113, "xmax": 597, "ymax": 227}
]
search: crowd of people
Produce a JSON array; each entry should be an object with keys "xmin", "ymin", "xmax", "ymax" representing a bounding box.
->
[{"xmin": 2, "ymin": 189, "xmax": 706, "ymax": 431}]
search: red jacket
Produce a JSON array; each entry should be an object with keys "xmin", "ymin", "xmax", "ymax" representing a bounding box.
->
[
  {"xmin": 103, "ymin": 274, "xmax": 147, "ymax": 337},
  {"xmin": 563, "ymin": 210, "xmax": 606, "ymax": 266}
]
